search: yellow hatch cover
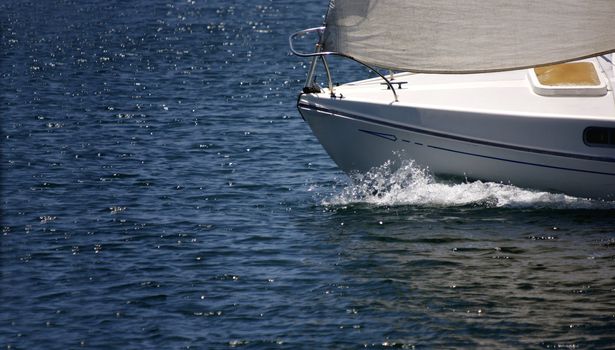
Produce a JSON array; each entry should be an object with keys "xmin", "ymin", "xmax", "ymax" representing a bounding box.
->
[{"xmin": 534, "ymin": 62, "xmax": 600, "ymax": 86}]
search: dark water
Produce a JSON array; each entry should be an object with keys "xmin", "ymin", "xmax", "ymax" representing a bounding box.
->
[{"xmin": 2, "ymin": 1, "xmax": 615, "ymax": 348}]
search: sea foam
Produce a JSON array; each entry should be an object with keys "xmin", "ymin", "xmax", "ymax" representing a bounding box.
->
[{"xmin": 322, "ymin": 160, "xmax": 615, "ymax": 209}]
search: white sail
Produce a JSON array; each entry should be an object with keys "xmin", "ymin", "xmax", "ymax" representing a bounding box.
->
[{"xmin": 323, "ymin": 0, "xmax": 615, "ymax": 73}]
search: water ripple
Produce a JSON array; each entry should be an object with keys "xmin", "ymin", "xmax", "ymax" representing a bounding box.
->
[{"xmin": 2, "ymin": 0, "xmax": 615, "ymax": 348}]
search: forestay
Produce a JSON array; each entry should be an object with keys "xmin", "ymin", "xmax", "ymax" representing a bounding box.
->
[{"xmin": 323, "ymin": 0, "xmax": 615, "ymax": 73}]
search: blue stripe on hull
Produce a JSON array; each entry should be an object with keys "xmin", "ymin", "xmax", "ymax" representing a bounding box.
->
[
  {"xmin": 298, "ymin": 102, "xmax": 615, "ymax": 177},
  {"xmin": 427, "ymin": 145, "xmax": 615, "ymax": 177},
  {"xmin": 297, "ymin": 102, "xmax": 615, "ymax": 164}
]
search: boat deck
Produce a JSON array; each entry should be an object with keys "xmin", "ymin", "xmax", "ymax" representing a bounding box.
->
[{"xmin": 320, "ymin": 57, "xmax": 615, "ymax": 121}]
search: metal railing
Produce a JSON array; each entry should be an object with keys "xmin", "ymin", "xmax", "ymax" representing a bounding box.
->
[{"xmin": 289, "ymin": 27, "xmax": 399, "ymax": 102}]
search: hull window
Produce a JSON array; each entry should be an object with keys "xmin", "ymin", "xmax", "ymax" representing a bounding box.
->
[{"xmin": 584, "ymin": 127, "xmax": 615, "ymax": 147}]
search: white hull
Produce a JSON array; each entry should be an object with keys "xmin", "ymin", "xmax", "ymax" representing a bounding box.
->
[{"xmin": 297, "ymin": 58, "xmax": 615, "ymax": 199}]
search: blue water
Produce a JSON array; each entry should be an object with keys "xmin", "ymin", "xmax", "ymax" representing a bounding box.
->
[{"xmin": 2, "ymin": 1, "xmax": 615, "ymax": 348}]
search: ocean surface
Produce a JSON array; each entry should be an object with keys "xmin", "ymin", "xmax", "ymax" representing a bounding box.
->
[{"xmin": 2, "ymin": 1, "xmax": 615, "ymax": 348}]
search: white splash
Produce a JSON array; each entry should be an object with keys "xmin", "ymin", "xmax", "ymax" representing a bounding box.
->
[{"xmin": 323, "ymin": 160, "xmax": 615, "ymax": 209}]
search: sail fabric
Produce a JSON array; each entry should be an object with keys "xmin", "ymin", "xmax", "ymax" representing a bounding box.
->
[{"xmin": 323, "ymin": 0, "xmax": 615, "ymax": 73}]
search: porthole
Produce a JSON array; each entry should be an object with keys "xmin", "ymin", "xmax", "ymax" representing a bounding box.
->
[{"xmin": 584, "ymin": 127, "xmax": 615, "ymax": 147}]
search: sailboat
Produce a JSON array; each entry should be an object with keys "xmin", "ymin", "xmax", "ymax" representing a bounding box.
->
[{"xmin": 290, "ymin": 0, "xmax": 615, "ymax": 200}]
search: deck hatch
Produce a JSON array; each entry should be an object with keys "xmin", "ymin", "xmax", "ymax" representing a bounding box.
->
[{"xmin": 528, "ymin": 61, "xmax": 607, "ymax": 97}]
